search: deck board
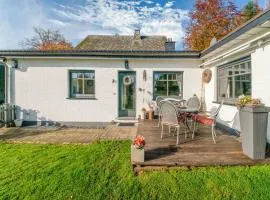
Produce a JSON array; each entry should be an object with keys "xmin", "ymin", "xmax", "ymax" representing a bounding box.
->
[{"xmin": 136, "ymin": 120, "xmax": 270, "ymax": 167}]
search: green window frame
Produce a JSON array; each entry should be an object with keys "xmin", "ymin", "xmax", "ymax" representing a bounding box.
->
[
  {"xmin": 153, "ymin": 71, "xmax": 183, "ymax": 99},
  {"xmin": 217, "ymin": 57, "xmax": 251, "ymax": 103},
  {"xmin": 69, "ymin": 70, "xmax": 95, "ymax": 99}
]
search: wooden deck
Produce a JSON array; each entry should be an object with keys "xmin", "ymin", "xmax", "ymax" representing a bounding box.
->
[{"xmin": 136, "ymin": 120, "xmax": 270, "ymax": 167}]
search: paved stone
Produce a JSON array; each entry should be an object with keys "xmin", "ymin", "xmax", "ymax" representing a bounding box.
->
[{"xmin": 0, "ymin": 124, "xmax": 137, "ymax": 144}]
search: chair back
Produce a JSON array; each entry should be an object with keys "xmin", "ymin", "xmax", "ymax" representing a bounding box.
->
[
  {"xmin": 156, "ymin": 96, "xmax": 165, "ymax": 106},
  {"xmin": 212, "ymin": 99, "xmax": 224, "ymax": 119},
  {"xmin": 186, "ymin": 95, "xmax": 201, "ymax": 110},
  {"xmin": 160, "ymin": 100, "xmax": 178, "ymax": 125}
]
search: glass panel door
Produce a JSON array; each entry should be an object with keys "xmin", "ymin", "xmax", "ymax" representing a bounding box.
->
[{"xmin": 118, "ymin": 71, "xmax": 136, "ymax": 117}]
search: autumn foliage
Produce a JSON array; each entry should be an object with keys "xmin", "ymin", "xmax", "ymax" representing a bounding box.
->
[
  {"xmin": 38, "ymin": 41, "xmax": 73, "ymax": 50},
  {"xmin": 22, "ymin": 27, "xmax": 73, "ymax": 50},
  {"xmin": 185, "ymin": 0, "xmax": 243, "ymax": 51}
]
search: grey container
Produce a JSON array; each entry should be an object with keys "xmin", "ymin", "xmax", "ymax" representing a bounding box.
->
[{"xmin": 239, "ymin": 106, "xmax": 270, "ymax": 160}]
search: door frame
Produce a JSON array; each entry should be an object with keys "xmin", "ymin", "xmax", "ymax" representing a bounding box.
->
[{"xmin": 117, "ymin": 70, "xmax": 136, "ymax": 118}]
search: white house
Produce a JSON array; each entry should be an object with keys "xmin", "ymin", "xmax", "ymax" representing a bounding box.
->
[{"xmin": 0, "ymin": 9, "xmax": 270, "ymax": 142}]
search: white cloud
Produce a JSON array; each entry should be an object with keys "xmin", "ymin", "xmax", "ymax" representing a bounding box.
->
[
  {"xmin": 0, "ymin": 0, "xmax": 44, "ymax": 49},
  {"xmin": 53, "ymin": 0, "xmax": 189, "ymax": 49},
  {"xmin": 0, "ymin": 0, "xmax": 189, "ymax": 50},
  {"xmin": 0, "ymin": 0, "xmax": 64, "ymax": 49}
]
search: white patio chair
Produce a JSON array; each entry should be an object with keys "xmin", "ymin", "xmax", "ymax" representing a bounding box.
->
[
  {"xmin": 186, "ymin": 95, "xmax": 201, "ymax": 110},
  {"xmin": 156, "ymin": 96, "xmax": 165, "ymax": 127},
  {"xmin": 160, "ymin": 100, "xmax": 181, "ymax": 145},
  {"xmin": 191, "ymin": 99, "xmax": 224, "ymax": 143},
  {"xmin": 157, "ymin": 96, "xmax": 185, "ymax": 127}
]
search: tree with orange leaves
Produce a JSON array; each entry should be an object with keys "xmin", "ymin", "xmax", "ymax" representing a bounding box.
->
[
  {"xmin": 21, "ymin": 27, "xmax": 73, "ymax": 50},
  {"xmin": 185, "ymin": 0, "xmax": 242, "ymax": 51}
]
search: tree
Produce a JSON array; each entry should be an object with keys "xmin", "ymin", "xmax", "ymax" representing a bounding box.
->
[
  {"xmin": 185, "ymin": 0, "xmax": 242, "ymax": 51},
  {"xmin": 21, "ymin": 27, "xmax": 73, "ymax": 50},
  {"xmin": 242, "ymin": 1, "xmax": 262, "ymax": 22}
]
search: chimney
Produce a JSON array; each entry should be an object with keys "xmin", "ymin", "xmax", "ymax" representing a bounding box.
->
[
  {"xmin": 134, "ymin": 29, "xmax": 141, "ymax": 41},
  {"xmin": 165, "ymin": 38, "xmax": 175, "ymax": 51}
]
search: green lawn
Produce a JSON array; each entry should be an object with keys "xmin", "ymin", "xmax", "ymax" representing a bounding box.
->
[{"xmin": 1, "ymin": 141, "xmax": 270, "ymax": 200}]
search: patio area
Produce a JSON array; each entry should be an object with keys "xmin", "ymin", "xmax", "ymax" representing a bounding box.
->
[
  {"xmin": 0, "ymin": 124, "xmax": 137, "ymax": 144},
  {"xmin": 135, "ymin": 120, "xmax": 270, "ymax": 167}
]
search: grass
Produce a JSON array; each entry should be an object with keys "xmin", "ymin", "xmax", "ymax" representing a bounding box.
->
[{"xmin": 0, "ymin": 141, "xmax": 270, "ymax": 199}]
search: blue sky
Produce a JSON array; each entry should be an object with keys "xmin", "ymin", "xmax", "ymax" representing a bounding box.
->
[{"xmin": 0, "ymin": 0, "xmax": 267, "ymax": 50}]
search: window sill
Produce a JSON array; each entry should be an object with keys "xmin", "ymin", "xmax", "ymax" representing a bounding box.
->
[
  {"xmin": 212, "ymin": 101, "xmax": 236, "ymax": 106},
  {"xmin": 66, "ymin": 97, "xmax": 98, "ymax": 100}
]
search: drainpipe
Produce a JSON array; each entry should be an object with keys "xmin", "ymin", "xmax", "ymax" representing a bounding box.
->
[{"xmin": 0, "ymin": 57, "xmax": 9, "ymax": 127}]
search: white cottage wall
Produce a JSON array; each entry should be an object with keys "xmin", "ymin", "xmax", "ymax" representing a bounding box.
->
[
  {"xmin": 13, "ymin": 58, "xmax": 201, "ymax": 125},
  {"xmin": 204, "ymin": 43, "xmax": 270, "ymax": 142}
]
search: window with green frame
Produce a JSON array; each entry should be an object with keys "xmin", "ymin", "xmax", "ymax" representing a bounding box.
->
[
  {"xmin": 153, "ymin": 71, "xmax": 183, "ymax": 98},
  {"xmin": 217, "ymin": 57, "xmax": 251, "ymax": 103},
  {"xmin": 69, "ymin": 70, "xmax": 95, "ymax": 98}
]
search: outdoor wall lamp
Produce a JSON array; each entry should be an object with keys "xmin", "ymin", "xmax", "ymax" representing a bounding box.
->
[
  {"xmin": 12, "ymin": 59, "xmax": 18, "ymax": 69},
  {"xmin": 124, "ymin": 60, "xmax": 129, "ymax": 69}
]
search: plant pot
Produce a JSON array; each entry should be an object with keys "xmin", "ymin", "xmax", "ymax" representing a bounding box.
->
[
  {"xmin": 239, "ymin": 106, "xmax": 270, "ymax": 160},
  {"xmin": 131, "ymin": 145, "xmax": 145, "ymax": 163},
  {"xmin": 14, "ymin": 119, "xmax": 23, "ymax": 127},
  {"xmin": 140, "ymin": 112, "xmax": 146, "ymax": 120}
]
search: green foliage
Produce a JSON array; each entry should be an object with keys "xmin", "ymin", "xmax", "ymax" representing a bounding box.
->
[
  {"xmin": 243, "ymin": 1, "xmax": 262, "ymax": 21},
  {"xmin": 1, "ymin": 142, "xmax": 270, "ymax": 199}
]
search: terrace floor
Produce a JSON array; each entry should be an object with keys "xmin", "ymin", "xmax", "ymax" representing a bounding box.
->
[{"xmin": 135, "ymin": 120, "xmax": 270, "ymax": 167}]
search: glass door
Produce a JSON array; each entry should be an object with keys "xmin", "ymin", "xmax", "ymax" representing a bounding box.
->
[{"xmin": 118, "ymin": 71, "xmax": 136, "ymax": 117}]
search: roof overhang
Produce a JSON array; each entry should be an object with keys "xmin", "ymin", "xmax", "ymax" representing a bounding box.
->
[
  {"xmin": 0, "ymin": 50, "xmax": 200, "ymax": 59},
  {"xmin": 201, "ymin": 9, "xmax": 270, "ymax": 59}
]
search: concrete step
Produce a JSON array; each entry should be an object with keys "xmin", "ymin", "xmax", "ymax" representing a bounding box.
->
[{"xmin": 115, "ymin": 117, "xmax": 138, "ymax": 126}]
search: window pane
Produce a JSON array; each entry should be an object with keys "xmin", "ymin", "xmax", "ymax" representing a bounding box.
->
[
  {"xmin": 168, "ymin": 74, "xmax": 173, "ymax": 80},
  {"xmin": 159, "ymin": 73, "xmax": 167, "ymax": 80},
  {"xmin": 154, "ymin": 72, "xmax": 183, "ymax": 98},
  {"xmin": 235, "ymin": 74, "xmax": 251, "ymax": 98},
  {"xmin": 227, "ymin": 77, "xmax": 233, "ymax": 98},
  {"xmin": 154, "ymin": 81, "xmax": 167, "ymax": 96},
  {"xmin": 71, "ymin": 79, "xmax": 83, "ymax": 96},
  {"xmin": 84, "ymin": 80, "xmax": 95, "ymax": 94},
  {"xmin": 78, "ymin": 73, "xmax": 84, "ymax": 78},
  {"xmin": 217, "ymin": 57, "xmax": 251, "ymax": 101},
  {"xmin": 168, "ymin": 81, "xmax": 180, "ymax": 96},
  {"xmin": 70, "ymin": 70, "xmax": 95, "ymax": 98},
  {"xmin": 218, "ymin": 77, "xmax": 226, "ymax": 97},
  {"xmin": 84, "ymin": 72, "xmax": 95, "ymax": 79},
  {"xmin": 71, "ymin": 73, "xmax": 78, "ymax": 79}
]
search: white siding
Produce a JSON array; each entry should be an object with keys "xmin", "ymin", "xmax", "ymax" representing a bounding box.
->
[
  {"xmin": 204, "ymin": 43, "xmax": 270, "ymax": 142},
  {"xmin": 13, "ymin": 58, "xmax": 201, "ymax": 123}
]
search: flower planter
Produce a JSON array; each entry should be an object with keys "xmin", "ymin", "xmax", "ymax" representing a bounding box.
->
[
  {"xmin": 239, "ymin": 106, "xmax": 270, "ymax": 160},
  {"xmin": 140, "ymin": 111, "xmax": 146, "ymax": 120},
  {"xmin": 131, "ymin": 145, "xmax": 145, "ymax": 163},
  {"xmin": 14, "ymin": 119, "xmax": 23, "ymax": 127}
]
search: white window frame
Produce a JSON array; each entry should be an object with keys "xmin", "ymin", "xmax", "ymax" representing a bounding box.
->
[
  {"xmin": 217, "ymin": 57, "xmax": 251, "ymax": 103},
  {"xmin": 69, "ymin": 70, "xmax": 95, "ymax": 99}
]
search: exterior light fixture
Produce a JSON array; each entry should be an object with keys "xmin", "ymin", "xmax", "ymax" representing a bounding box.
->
[{"xmin": 124, "ymin": 60, "xmax": 129, "ymax": 69}]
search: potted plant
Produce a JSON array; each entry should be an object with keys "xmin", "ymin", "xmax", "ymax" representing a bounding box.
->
[
  {"xmin": 140, "ymin": 108, "xmax": 146, "ymax": 120},
  {"xmin": 14, "ymin": 107, "xmax": 23, "ymax": 127},
  {"xmin": 236, "ymin": 95, "xmax": 270, "ymax": 160},
  {"xmin": 131, "ymin": 135, "xmax": 145, "ymax": 163}
]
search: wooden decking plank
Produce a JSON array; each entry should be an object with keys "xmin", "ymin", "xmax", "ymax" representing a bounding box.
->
[{"xmin": 135, "ymin": 120, "xmax": 270, "ymax": 167}]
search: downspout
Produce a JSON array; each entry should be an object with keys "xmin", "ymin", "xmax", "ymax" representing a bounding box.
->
[{"xmin": 0, "ymin": 57, "xmax": 9, "ymax": 127}]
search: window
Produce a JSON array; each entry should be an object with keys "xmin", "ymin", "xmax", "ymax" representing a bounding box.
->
[
  {"xmin": 153, "ymin": 71, "xmax": 183, "ymax": 98},
  {"xmin": 69, "ymin": 70, "xmax": 95, "ymax": 98},
  {"xmin": 217, "ymin": 57, "xmax": 251, "ymax": 103}
]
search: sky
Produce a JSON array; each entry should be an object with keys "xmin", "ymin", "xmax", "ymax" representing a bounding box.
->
[{"xmin": 0, "ymin": 0, "xmax": 267, "ymax": 50}]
